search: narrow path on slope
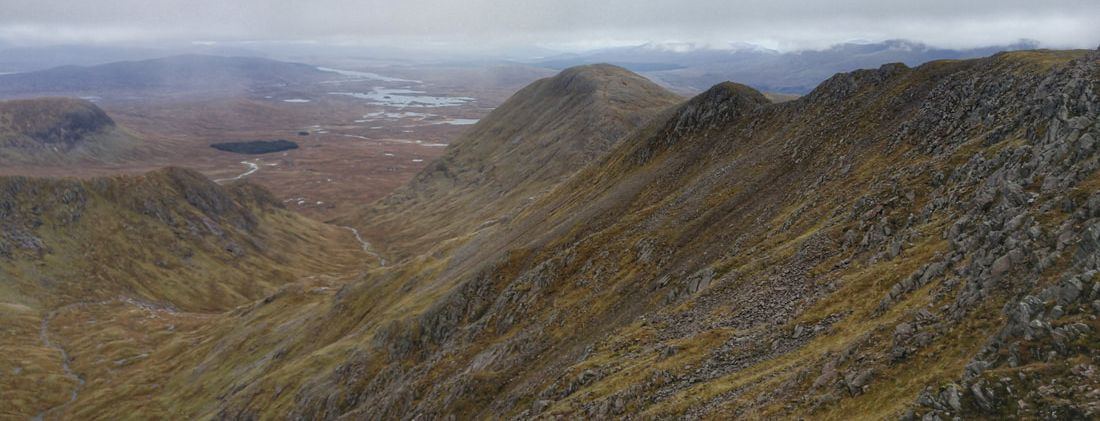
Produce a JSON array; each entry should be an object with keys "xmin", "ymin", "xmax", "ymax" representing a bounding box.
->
[
  {"xmin": 214, "ymin": 160, "xmax": 261, "ymax": 183},
  {"xmin": 31, "ymin": 298, "xmax": 180, "ymax": 421},
  {"xmin": 341, "ymin": 226, "xmax": 387, "ymax": 266},
  {"xmin": 32, "ymin": 306, "xmax": 85, "ymax": 421}
]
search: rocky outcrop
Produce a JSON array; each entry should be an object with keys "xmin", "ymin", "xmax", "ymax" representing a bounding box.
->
[{"xmin": 633, "ymin": 81, "xmax": 770, "ymax": 165}]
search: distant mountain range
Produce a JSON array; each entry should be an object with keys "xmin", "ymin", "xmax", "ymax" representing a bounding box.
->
[
  {"xmin": 0, "ymin": 40, "xmax": 1048, "ymax": 99},
  {"xmin": 532, "ymin": 39, "xmax": 1043, "ymax": 94},
  {"xmin": 0, "ymin": 40, "xmax": 1051, "ymax": 103},
  {"xmin": 0, "ymin": 44, "xmax": 272, "ymax": 73},
  {"xmin": 0, "ymin": 55, "xmax": 334, "ymax": 99}
]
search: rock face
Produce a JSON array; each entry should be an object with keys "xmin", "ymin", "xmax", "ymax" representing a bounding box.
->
[
  {"xmin": 0, "ymin": 97, "xmax": 137, "ymax": 163},
  {"xmin": 21, "ymin": 52, "xmax": 1100, "ymax": 419}
]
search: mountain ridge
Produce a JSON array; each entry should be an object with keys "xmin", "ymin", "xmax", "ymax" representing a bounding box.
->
[
  {"xmin": 279, "ymin": 49, "xmax": 1100, "ymax": 419},
  {"xmin": 0, "ymin": 54, "xmax": 333, "ymax": 98}
]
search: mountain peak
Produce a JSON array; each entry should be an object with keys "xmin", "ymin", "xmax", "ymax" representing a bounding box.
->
[
  {"xmin": 667, "ymin": 80, "xmax": 769, "ymax": 135},
  {"xmin": 629, "ymin": 81, "xmax": 768, "ymax": 165},
  {"xmin": 806, "ymin": 61, "xmax": 911, "ymax": 102},
  {"xmin": 559, "ymin": 62, "xmax": 631, "ymax": 75},
  {"xmin": 545, "ymin": 63, "xmax": 662, "ymax": 96},
  {"xmin": 360, "ymin": 64, "xmax": 681, "ymax": 258},
  {"xmin": 691, "ymin": 81, "xmax": 769, "ymax": 106}
]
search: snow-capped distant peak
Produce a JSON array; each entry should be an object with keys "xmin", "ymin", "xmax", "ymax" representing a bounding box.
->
[
  {"xmin": 639, "ymin": 41, "xmax": 703, "ymax": 53},
  {"xmin": 725, "ymin": 42, "xmax": 780, "ymax": 53}
]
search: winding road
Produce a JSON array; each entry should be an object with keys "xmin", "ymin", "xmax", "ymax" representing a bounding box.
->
[{"xmin": 32, "ymin": 298, "xmax": 177, "ymax": 421}]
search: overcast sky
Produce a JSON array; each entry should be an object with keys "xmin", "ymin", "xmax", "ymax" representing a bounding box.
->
[{"xmin": 1, "ymin": 0, "xmax": 1098, "ymax": 52}]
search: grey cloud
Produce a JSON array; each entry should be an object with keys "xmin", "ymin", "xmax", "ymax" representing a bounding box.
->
[{"xmin": 0, "ymin": 0, "xmax": 1097, "ymax": 50}]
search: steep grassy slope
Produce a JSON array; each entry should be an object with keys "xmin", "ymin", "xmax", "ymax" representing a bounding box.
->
[
  {"xmin": 0, "ymin": 168, "xmax": 368, "ymax": 419},
  {"xmin": 355, "ymin": 64, "xmax": 682, "ymax": 260},
  {"xmin": 12, "ymin": 50, "xmax": 1100, "ymax": 420},
  {"xmin": 0, "ymin": 97, "xmax": 139, "ymax": 164}
]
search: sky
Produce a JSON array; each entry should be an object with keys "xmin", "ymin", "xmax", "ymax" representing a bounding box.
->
[{"xmin": 0, "ymin": 0, "xmax": 1098, "ymax": 52}]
